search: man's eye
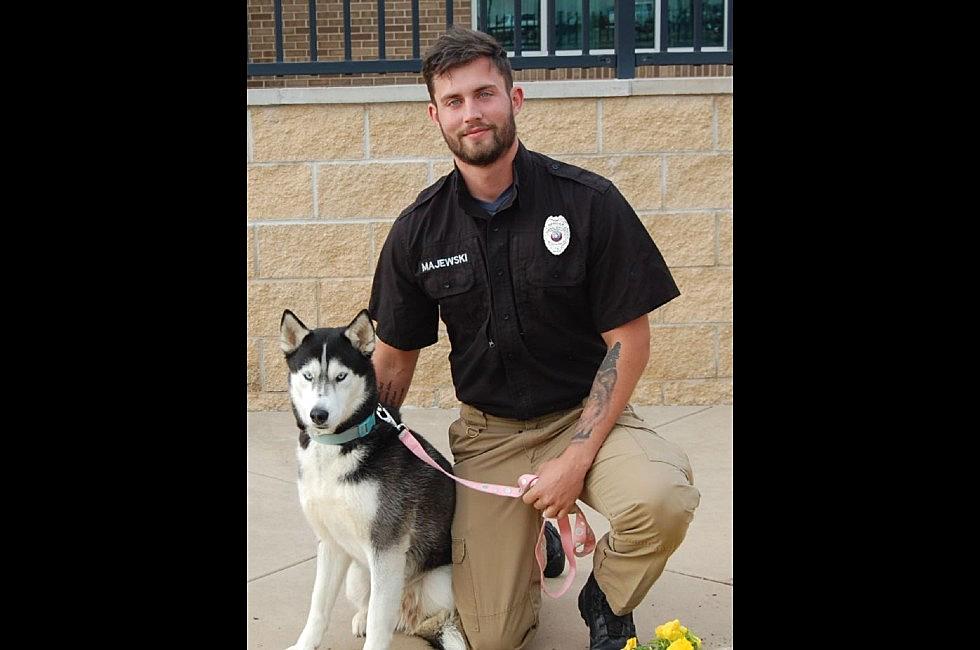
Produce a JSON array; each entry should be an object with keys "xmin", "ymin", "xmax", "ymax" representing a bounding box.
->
[
  {"xmin": 336, "ymin": 372, "xmax": 348, "ymax": 382},
  {"xmin": 448, "ymin": 99, "xmax": 461, "ymax": 107},
  {"xmin": 302, "ymin": 372, "xmax": 313, "ymax": 381}
]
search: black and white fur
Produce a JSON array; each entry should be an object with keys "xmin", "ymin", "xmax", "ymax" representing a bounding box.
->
[{"xmin": 279, "ymin": 309, "xmax": 464, "ymax": 650}]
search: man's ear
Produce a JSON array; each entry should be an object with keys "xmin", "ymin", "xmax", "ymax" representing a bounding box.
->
[
  {"xmin": 279, "ymin": 310, "xmax": 310, "ymax": 354},
  {"xmin": 511, "ymin": 85, "xmax": 525, "ymax": 116},
  {"xmin": 428, "ymin": 102, "xmax": 440, "ymax": 126},
  {"xmin": 344, "ymin": 309, "xmax": 376, "ymax": 357}
]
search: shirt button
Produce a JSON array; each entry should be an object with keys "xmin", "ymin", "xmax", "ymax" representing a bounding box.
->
[
  {"xmin": 503, "ymin": 314, "xmax": 510, "ymax": 320},
  {"xmin": 551, "ymin": 163, "xmax": 559, "ymax": 170},
  {"xmin": 496, "ymin": 269, "xmax": 503, "ymax": 276},
  {"xmin": 492, "ymin": 227, "xmax": 499, "ymax": 232},
  {"xmin": 443, "ymin": 282, "xmax": 451, "ymax": 289},
  {"xmin": 507, "ymin": 353, "xmax": 514, "ymax": 360},
  {"xmin": 552, "ymin": 272, "xmax": 559, "ymax": 279}
]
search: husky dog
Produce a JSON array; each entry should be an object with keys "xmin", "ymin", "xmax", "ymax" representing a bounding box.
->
[{"xmin": 279, "ymin": 309, "xmax": 464, "ymax": 650}]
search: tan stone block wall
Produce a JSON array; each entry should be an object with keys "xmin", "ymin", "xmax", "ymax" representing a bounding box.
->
[
  {"xmin": 369, "ymin": 103, "xmax": 447, "ymax": 158},
  {"xmin": 518, "ymin": 99, "xmax": 598, "ymax": 155},
  {"xmin": 251, "ymin": 105, "xmax": 364, "ymax": 161},
  {"xmin": 655, "ymin": 267, "xmax": 733, "ymax": 323},
  {"xmin": 261, "ymin": 337, "xmax": 290, "ymax": 392},
  {"xmin": 318, "ymin": 163, "xmax": 428, "ymax": 218},
  {"xmin": 247, "ymin": 338, "xmax": 261, "ymax": 392},
  {"xmin": 719, "ymin": 212, "xmax": 733, "ymax": 265},
  {"xmin": 716, "ymin": 96, "xmax": 733, "ymax": 150},
  {"xmin": 602, "ymin": 96, "xmax": 713, "ymax": 152},
  {"xmin": 664, "ymin": 154, "xmax": 733, "ymax": 209},
  {"xmin": 640, "ymin": 213, "xmax": 716, "ymax": 267},
  {"xmin": 719, "ymin": 324, "xmax": 733, "ymax": 377},
  {"xmin": 247, "ymin": 164, "xmax": 313, "ymax": 220},
  {"xmin": 663, "ymin": 379, "xmax": 733, "ymax": 405},
  {"xmin": 646, "ymin": 325, "xmax": 716, "ymax": 380},
  {"xmin": 318, "ymin": 279, "xmax": 373, "ymax": 325},
  {"xmin": 256, "ymin": 223, "xmax": 374, "ymax": 278},
  {"xmin": 247, "ymin": 90, "xmax": 733, "ymax": 409},
  {"xmin": 247, "ymin": 227, "xmax": 256, "ymax": 278},
  {"xmin": 247, "ymin": 281, "xmax": 318, "ymax": 337}
]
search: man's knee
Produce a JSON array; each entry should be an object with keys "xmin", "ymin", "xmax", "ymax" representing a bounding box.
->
[
  {"xmin": 610, "ymin": 477, "xmax": 701, "ymax": 549},
  {"xmin": 459, "ymin": 594, "xmax": 539, "ymax": 650}
]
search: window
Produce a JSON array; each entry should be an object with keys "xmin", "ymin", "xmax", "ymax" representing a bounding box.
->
[
  {"xmin": 484, "ymin": 0, "xmax": 542, "ymax": 50},
  {"xmin": 668, "ymin": 0, "xmax": 725, "ymax": 48},
  {"xmin": 476, "ymin": 0, "xmax": 727, "ymax": 53}
]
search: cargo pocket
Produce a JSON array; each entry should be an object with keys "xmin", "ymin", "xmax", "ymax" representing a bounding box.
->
[
  {"xmin": 617, "ymin": 421, "xmax": 695, "ymax": 484},
  {"xmin": 451, "ymin": 538, "xmax": 479, "ymax": 632}
]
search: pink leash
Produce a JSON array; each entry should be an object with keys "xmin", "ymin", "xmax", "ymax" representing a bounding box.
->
[{"xmin": 376, "ymin": 405, "xmax": 596, "ymax": 598}]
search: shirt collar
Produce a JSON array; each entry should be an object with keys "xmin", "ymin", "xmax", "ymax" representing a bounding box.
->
[{"xmin": 453, "ymin": 140, "xmax": 529, "ymax": 220}]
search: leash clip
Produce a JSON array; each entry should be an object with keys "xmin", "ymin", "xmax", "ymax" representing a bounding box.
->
[{"xmin": 375, "ymin": 404, "xmax": 406, "ymax": 432}]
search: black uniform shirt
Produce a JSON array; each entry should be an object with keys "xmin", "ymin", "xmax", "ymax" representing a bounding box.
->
[{"xmin": 368, "ymin": 142, "xmax": 679, "ymax": 420}]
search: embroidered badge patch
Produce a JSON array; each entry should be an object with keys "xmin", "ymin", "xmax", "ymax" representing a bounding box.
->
[{"xmin": 543, "ymin": 215, "xmax": 570, "ymax": 255}]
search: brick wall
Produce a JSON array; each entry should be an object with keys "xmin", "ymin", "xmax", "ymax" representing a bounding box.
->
[
  {"xmin": 246, "ymin": 0, "xmax": 733, "ymax": 88},
  {"xmin": 246, "ymin": 82, "xmax": 733, "ymax": 411}
]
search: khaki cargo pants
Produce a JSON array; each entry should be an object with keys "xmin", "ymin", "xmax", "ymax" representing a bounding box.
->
[{"xmin": 448, "ymin": 400, "xmax": 701, "ymax": 650}]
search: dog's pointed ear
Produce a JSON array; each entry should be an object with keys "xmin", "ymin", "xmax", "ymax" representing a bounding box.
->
[
  {"xmin": 344, "ymin": 309, "xmax": 376, "ymax": 357},
  {"xmin": 280, "ymin": 310, "xmax": 310, "ymax": 354}
]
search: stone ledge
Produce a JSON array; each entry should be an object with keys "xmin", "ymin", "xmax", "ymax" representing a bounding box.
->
[{"xmin": 247, "ymin": 77, "xmax": 733, "ymax": 105}]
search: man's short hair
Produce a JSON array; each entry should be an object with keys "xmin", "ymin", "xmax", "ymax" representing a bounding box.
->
[{"xmin": 422, "ymin": 26, "xmax": 513, "ymax": 101}]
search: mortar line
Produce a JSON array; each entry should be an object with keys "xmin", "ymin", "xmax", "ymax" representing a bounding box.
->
[{"xmin": 661, "ymin": 154, "xmax": 667, "ymax": 209}]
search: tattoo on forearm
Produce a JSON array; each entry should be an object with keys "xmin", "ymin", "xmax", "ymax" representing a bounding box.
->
[
  {"xmin": 571, "ymin": 342, "xmax": 621, "ymax": 442},
  {"xmin": 378, "ymin": 381, "xmax": 406, "ymax": 408}
]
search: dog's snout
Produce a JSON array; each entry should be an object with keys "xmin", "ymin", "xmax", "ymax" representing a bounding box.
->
[{"xmin": 310, "ymin": 408, "xmax": 329, "ymax": 426}]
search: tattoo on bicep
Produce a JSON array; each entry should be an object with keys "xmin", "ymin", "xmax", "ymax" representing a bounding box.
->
[{"xmin": 571, "ymin": 342, "xmax": 621, "ymax": 442}]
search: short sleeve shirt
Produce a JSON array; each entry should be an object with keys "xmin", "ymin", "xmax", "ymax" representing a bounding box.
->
[{"xmin": 369, "ymin": 142, "xmax": 679, "ymax": 420}]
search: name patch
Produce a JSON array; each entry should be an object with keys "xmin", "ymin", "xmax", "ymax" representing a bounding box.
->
[{"xmin": 420, "ymin": 253, "xmax": 468, "ymax": 273}]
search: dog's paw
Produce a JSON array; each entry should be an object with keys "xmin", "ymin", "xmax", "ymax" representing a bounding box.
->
[{"xmin": 351, "ymin": 609, "xmax": 368, "ymax": 637}]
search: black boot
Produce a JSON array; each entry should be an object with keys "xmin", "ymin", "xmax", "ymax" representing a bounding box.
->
[
  {"xmin": 577, "ymin": 571, "xmax": 637, "ymax": 650},
  {"xmin": 543, "ymin": 521, "xmax": 565, "ymax": 578}
]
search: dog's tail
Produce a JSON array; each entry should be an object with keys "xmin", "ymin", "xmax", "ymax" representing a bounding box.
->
[{"xmin": 422, "ymin": 616, "xmax": 466, "ymax": 650}]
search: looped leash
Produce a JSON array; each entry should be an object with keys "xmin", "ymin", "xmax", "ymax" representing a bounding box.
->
[{"xmin": 377, "ymin": 405, "xmax": 596, "ymax": 598}]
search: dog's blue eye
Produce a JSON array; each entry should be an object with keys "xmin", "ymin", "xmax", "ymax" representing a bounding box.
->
[
  {"xmin": 336, "ymin": 372, "xmax": 348, "ymax": 382},
  {"xmin": 302, "ymin": 371, "xmax": 313, "ymax": 381}
]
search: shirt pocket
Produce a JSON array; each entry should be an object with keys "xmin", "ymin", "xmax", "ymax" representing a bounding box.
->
[
  {"xmin": 514, "ymin": 236, "xmax": 590, "ymax": 338},
  {"xmin": 418, "ymin": 239, "xmax": 487, "ymax": 341}
]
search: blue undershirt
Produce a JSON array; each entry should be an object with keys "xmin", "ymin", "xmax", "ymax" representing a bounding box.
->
[{"xmin": 474, "ymin": 183, "xmax": 516, "ymax": 216}]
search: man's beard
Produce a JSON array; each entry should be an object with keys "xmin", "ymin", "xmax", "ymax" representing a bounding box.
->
[{"xmin": 440, "ymin": 110, "xmax": 517, "ymax": 166}]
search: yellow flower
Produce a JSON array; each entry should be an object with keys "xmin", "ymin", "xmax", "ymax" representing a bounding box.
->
[
  {"xmin": 655, "ymin": 619, "xmax": 688, "ymax": 642},
  {"xmin": 666, "ymin": 639, "xmax": 693, "ymax": 650},
  {"xmin": 622, "ymin": 638, "xmax": 638, "ymax": 650}
]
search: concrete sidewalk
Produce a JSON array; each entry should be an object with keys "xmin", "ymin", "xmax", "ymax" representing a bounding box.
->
[{"xmin": 247, "ymin": 405, "xmax": 732, "ymax": 649}]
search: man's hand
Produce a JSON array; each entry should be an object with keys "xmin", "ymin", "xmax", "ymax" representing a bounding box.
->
[{"xmin": 522, "ymin": 454, "xmax": 590, "ymax": 519}]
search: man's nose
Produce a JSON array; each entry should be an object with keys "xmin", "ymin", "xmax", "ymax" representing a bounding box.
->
[{"xmin": 462, "ymin": 100, "xmax": 483, "ymax": 122}]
